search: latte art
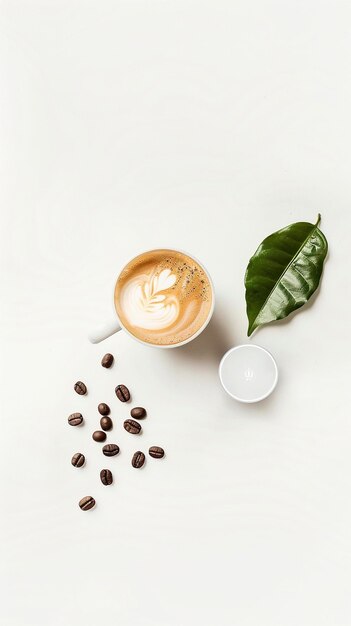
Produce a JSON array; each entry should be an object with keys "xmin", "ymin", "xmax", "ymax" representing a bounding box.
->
[
  {"xmin": 115, "ymin": 250, "xmax": 213, "ymax": 346},
  {"xmin": 119, "ymin": 269, "xmax": 180, "ymax": 330}
]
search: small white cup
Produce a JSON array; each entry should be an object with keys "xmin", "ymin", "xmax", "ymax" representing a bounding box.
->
[
  {"xmin": 219, "ymin": 344, "xmax": 278, "ymax": 403},
  {"xmin": 89, "ymin": 248, "xmax": 215, "ymax": 349}
]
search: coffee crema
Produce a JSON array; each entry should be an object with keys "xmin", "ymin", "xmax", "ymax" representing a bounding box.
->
[{"xmin": 114, "ymin": 249, "xmax": 213, "ymax": 346}]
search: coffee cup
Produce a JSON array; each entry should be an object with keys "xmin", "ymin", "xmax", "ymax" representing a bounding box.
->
[{"xmin": 89, "ymin": 248, "xmax": 215, "ymax": 348}]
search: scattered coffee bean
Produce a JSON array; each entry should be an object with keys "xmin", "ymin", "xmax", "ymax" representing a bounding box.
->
[
  {"xmin": 92, "ymin": 430, "xmax": 106, "ymax": 442},
  {"xmin": 101, "ymin": 353, "xmax": 114, "ymax": 368},
  {"xmin": 100, "ymin": 416, "xmax": 113, "ymax": 431},
  {"xmin": 115, "ymin": 384, "xmax": 130, "ymax": 402},
  {"xmin": 130, "ymin": 407, "xmax": 146, "ymax": 419},
  {"xmin": 102, "ymin": 443, "xmax": 120, "ymax": 457},
  {"xmin": 68, "ymin": 412, "xmax": 83, "ymax": 426},
  {"xmin": 131, "ymin": 451, "xmax": 145, "ymax": 468},
  {"xmin": 100, "ymin": 469, "xmax": 113, "ymax": 485},
  {"xmin": 98, "ymin": 403, "xmax": 110, "ymax": 416},
  {"xmin": 71, "ymin": 452, "xmax": 85, "ymax": 467},
  {"xmin": 74, "ymin": 381, "xmax": 87, "ymax": 395},
  {"xmin": 124, "ymin": 419, "xmax": 142, "ymax": 435},
  {"xmin": 79, "ymin": 496, "xmax": 95, "ymax": 511},
  {"xmin": 149, "ymin": 446, "xmax": 165, "ymax": 459}
]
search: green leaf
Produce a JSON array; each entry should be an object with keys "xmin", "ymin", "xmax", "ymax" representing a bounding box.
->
[{"xmin": 245, "ymin": 214, "xmax": 328, "ymax": 336}]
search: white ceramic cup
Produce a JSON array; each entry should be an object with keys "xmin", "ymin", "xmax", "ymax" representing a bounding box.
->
[
  {"xmin": 89, "ymin": 248, "xmax": 215, "ymax": 348},
  {"xmin": 219, "ymin": 344, "xmax": 278, "ymax": 403}
]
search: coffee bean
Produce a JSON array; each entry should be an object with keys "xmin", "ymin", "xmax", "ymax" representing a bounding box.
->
[
  {"xmin": 100, "ymin": 469, "xmax": 113, "ymax": 485},
  {"xmin": 74, "ymin": 381, "xmax": 87, "ymax": 395},
  {"xmin": 131, "ymin": 451, "xmax": 145, "ymax": 468},
  {"xmin": 115, "ymin": 384, "xmax": 130, "ymax": 402},
  {"xmin": 71, "ymin": 452, "xmax": 85, "ymax": 467},
  {"xmin": 102, "ymin": 443, "xmax": 120, "ymax": 457},
  {"xmin": 130, "ymin": 407, "xmax": 146, "ymax": 419},
  {"xmin": 149, "ymin": 446, "xmax": 165, "ymax": 459},
  {"xmin": 92, "ymin": 430, "xmax": 106, "ymax": 442},
  {"xmin": 100, "ymin": 416, "xmax": 113, "ymax": 431},
  {"xmin": 101, "ymin": 353, "xmax": 114, "ymax": 368},
  {"xmin": 98, "ymin": 403, "xmax": 110, "ymax": 416},
  {"xmin": 124, "ymin": 419, "xmax": 142, "ymax": 435},
  {"xmin": 68, "ymin": 412, "xmax": 83, "ymax": 426},
  {"xmin": 79, "ymin": 496, "xmax": 95, "ymax": 511}
]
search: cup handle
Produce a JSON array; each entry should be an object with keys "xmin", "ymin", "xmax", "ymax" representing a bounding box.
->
[{"xmin": 88, "ymin": 318, "xmax": 122, "ymax": 343}]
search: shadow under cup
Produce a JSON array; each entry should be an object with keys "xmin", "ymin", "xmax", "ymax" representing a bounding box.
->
[{"xmin": 114, "ymin": 249, "xmax": 215, "ymax": 348}]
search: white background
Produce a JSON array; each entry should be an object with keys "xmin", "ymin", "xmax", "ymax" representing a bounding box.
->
[{"xmin": 1, "ymin": 1, "xmax": 350, "ymax": 625}]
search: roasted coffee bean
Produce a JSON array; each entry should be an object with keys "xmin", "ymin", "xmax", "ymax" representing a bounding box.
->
[
  {"xmin": 74, "ymin": 381, "xmax": 87, "ymax": 395},
  {"xmin": 100, "ymin": 416, "xmax": 113, "ymax": 432},
  {"xmin": 101, "ymin": 353, "xmax": 114, "ymax": 368},
  {"xmin": 79, "ymin": 496, "xmax": 95, "ymax": 511},
  {"xmin": 124, "ymin": 419, "xmax": 142, "ymax": 435},
  {"xmin": 98, "ymin": 403, "xmax": 110, "ymax": 416},
  {"xmin": 131, "ymin": 451, "xmax": 145, "ymax": 468},
  {"xmin": 68, "ymin": 412, "xmax": 83, "ymax": 426},
  {"xmin": 92, "ymin": 430, "xmax": 106, "ymax": 442},
  {"xmin": 102, "ymin": 443, "xmax": 120, "ymax": 457},
  {"xmin": 149, "ymin": 446, "xmax": 165, "ymax": 459},
  {"xmin": 115, "ymin": 384, "xmax": 130, "ymax": 402},
  {"xmin": 130, "ymin": 407, "xmax": 146, "ymax": 419},
  {"xmin": 100, "ymin": 469, "xmax": 113, "ymax": 485},
  {"xmin": 71, "ymin": 452, "xmax": 85, "ymax": 467}
]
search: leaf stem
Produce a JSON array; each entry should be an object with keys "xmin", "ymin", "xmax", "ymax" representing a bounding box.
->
[{"xmin": 316, "ymin": 213, "xmax": 321, "ymax": 227}]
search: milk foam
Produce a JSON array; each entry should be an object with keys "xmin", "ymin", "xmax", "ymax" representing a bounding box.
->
[
  {"xmin": 115, "ymin": 250, "xmax": 213, "ymax": 345},
  {"xmin": 119, "ymin": 268, "xmax": 180, "ymax": 330}
]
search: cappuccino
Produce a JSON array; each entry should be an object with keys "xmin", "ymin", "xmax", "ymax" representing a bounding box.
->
[{"xmin": 114, "ymin": 249, "xmax": 213, "ymax": 346}]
